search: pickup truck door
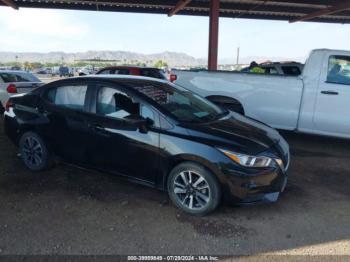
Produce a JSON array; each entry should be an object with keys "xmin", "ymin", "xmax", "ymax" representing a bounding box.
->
[{"xmin": 313, "ymin": 54, "xmax": 350, "ymax": 137}]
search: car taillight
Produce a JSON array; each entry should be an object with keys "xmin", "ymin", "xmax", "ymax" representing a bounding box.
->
[
  {"xmin": 169, "ymin": 74, "xmax": 177, "ymax": 82},
  {"xmin": 5, "ymin": 100, "xmax": 13, "ymax": 112},
  {"xmin": 6, "ymin": 84, "xmax": 17, "ymax": 94}
]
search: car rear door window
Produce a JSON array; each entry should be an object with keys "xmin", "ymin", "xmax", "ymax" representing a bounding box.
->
[{"xmin": 46, "ymin": 84, "xmax": 88, "ymax": 111}]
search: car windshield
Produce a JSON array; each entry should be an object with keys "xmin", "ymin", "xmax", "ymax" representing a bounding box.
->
[{"xmin": 130, "ymin": 82, "xmax": 226, "ymax": 123}]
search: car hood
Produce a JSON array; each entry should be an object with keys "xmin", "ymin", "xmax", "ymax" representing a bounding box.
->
[{"xmin": 183, "ymin": 112, "xmax": 282, "ymax": 155}]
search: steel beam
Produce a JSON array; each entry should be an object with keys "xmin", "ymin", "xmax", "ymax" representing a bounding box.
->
[
  {"xmin": 168, "ymin": 0, "xmax": 192, "ymax": 17},
  {"xmin": 290, "ymin": 1, "xmax": 350, "ymax": 22},
  {"xmin": 208, "ymin": 0, "xmax": 219, "ymax": 71},
  {"xmin": 0, "ymin": 0, "xmax": 18, "ymax": 9}
]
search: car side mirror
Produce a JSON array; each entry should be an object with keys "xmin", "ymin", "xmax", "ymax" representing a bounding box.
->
[
  {"xmin": 124, "ymin": 115, "xmax": 154, "ymax": 133},
  {"xmin": 139, "ymin": 117, "xmax": 154, "ymax": 133}
]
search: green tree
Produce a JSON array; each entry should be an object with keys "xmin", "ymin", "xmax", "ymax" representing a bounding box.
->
[{"xmin": 154, "ymin": 60, "xmax": 168, "ymax": 68}]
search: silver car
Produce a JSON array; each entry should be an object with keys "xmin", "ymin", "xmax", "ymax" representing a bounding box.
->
[{"xmin": 0, "ymin": 70, "xmax": 43, "ymax": 112}]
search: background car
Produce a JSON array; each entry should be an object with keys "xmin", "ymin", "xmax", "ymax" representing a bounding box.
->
[
  {"xmin": 96, "ymin": 66, "xmax": 177, "ymax": 81},
  {"xmin": 78, "ymin": 66, "xmax": 97, "ymax": 76},
  {"xmin": 59, "ymin": 66, "xmax": 73, "ymax": 77},
  {"xmin": 0, "ymin": 70, "xmax": 43, "ymax": 113},
  {"xmin": 4, "ymin": 75, "xmax": 289, "ymax": 216}
]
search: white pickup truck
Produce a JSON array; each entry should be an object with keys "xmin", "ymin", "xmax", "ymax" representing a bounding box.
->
[{"xmin": 174, "ymin": 49, "xmax": 350, "ymax": 139}]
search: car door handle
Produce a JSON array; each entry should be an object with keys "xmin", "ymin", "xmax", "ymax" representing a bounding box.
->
[
  {"xmin": 321, "ymin": 90, "xmax": 339, "ymax": 95},
  {"xmin": 94, "ymin": 125, "xmax": 105, "ymax": 131},
  {"xmin": 88, "ymin": 123, "xmax": 105, "ymax": 131},
  {"xmin": 88, "ymin": 124, "xmax": 111, "ymax": 137}
]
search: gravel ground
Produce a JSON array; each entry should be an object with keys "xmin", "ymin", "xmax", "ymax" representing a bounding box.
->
[{"xmin": 0, "ymin": 117, "xmax": 349, "ymax": 257}]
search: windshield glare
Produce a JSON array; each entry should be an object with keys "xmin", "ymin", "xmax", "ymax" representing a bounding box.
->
[{"xmin": 131, "ymin": 82, "xmax": 225, "ymax": 123}]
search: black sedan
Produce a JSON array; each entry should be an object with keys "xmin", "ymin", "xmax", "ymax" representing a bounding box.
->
[{"xmin": 3, "ymin": 75, "xmax": 290, "ymax": 215}]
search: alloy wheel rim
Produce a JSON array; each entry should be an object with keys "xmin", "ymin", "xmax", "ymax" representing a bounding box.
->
[
  {"xmin": 22, "ymin": 137, "xmax": 43, "ymax": 167},
  {"xmin": 173, "ymin": 171, "xmax": 211, "ymax": 210}
]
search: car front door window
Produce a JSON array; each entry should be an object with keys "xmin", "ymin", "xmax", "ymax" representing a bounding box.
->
[
  {"xmin": 97, "ymin": 86, "xmax": 140, "ymax": 119},
  {"xmin": 88, "ymin": 83, "xmax": 160, "ymax": 182}
]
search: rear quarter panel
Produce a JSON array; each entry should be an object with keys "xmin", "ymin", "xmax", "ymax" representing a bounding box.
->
[{"xmin": 0, "ymin": 83, "xmax": 9, "ymax": 106}]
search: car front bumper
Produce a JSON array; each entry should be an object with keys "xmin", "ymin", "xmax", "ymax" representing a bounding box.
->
[{"xmin": 221, "ymin": 161, "xmax": 289, "ymax": 205}]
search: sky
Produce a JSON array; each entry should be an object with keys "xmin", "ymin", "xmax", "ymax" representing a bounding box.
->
[{"xmin": 1, "ymin": 6, "xmax": 350, "ymax": 63}]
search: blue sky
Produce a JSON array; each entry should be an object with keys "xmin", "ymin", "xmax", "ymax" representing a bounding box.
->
[{"xmin": 1, "ymin": 7, "xmax": 350, "ymax": 63}]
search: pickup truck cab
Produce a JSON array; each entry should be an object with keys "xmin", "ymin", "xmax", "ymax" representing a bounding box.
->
[{"xmin": 174, "ymin": 49, "xmax": 350, "ymax": 139}]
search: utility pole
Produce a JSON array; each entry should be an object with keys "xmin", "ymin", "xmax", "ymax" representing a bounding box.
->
[{"xmin": 236, "ymin": 47, "xmax": 240, "ymax": 69}]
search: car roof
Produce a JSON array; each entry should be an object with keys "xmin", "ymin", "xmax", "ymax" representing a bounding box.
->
[
  {"xmin": 74, "ymin": 74, "xmax": 169, "ymax": 83},
  {"xmin": 0, "ymin": 70, "xmax": 31, "ymax": 74},
  {"xmin": 99, "ymin": 66, "xmax": 161, "ymax": 71}
]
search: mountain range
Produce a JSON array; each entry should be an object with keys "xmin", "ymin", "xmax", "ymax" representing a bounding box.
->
[
  {"xmin": 0, "ymin": 50, "xmax": 304, "ymax": 67},
  {"xmin": 0, "ymin": 51, "xmax": 206, "ymax": 67}
]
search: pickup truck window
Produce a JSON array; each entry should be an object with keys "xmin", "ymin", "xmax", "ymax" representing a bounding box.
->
[
  {"xmin": 263, "ymin": 67, "xmax": 278, "ymax": 75},
  {"xmin": 327, "ymin": 55, "xmax": 350, "ymax": 85},
  {"xmin": 282, "ymin": 66, "xmax": 301, "ymax": 76}
]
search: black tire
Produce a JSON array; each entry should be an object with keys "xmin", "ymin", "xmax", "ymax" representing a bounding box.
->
[
  {"xmin": 19, "ymin": 132, "xmax": 53, "ymax": 171},
  {"xmin": 167, "ymin": 162, "xmax": 221, "ymax": 216}
]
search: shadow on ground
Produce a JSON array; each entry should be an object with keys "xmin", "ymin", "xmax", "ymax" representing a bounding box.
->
[{"xmin": 0, "ymin": 120, "xmax": 349, "ymax": 255}]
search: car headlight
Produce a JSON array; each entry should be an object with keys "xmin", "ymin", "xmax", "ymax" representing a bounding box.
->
[
  {"xmin": 275, "ymin": 158, "xmax": 284, "ymax": 169},
  {"xmin": 218, "ymin": 148, "xmax": 273, "ymax": 168}
]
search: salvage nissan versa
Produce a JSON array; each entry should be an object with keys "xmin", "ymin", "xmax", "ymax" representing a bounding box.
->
[{"xmin": 4, "ymin": 75, "xmax": 290, "ymax": 215}]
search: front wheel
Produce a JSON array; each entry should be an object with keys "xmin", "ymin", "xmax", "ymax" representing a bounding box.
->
[
  {"xmin": 167, "ymin": 162, "xmax": 221, "ymax": 216},
  {"xmin": 19, "ymin": 132, "xmax": 53, "ymax": 171}
]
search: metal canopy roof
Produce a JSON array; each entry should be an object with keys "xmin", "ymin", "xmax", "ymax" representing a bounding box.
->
[{"xmin": 1, "ymin": 0, "xmax": 350, "ymax": 24}]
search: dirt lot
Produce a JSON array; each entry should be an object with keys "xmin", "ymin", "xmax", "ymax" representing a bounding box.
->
[{"xmin": 0, "ymin": 117, "xmax": 349, "ymax": 256}]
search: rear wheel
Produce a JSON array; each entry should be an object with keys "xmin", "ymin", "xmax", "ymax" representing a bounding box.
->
[
  {"xmin": 167, "ymin": 162, "xmax": 221, "ymax": 216},
  {"xmin": 19, "ymin": 132, "xmax": 53, "ymax": 171}
]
